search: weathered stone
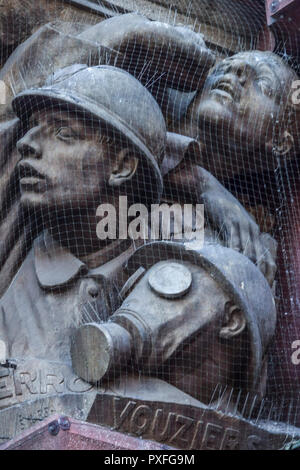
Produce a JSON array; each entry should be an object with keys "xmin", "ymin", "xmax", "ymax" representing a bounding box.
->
[
  {"xmin": 0, "ymin": 7, "xmax": 299, "ymax": 449},
  {"xmin": 0, "ymin": 0, "xmax": 99, "ymax": 66}
]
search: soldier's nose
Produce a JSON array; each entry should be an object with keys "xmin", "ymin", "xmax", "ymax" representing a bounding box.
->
[{"xmin": 17, "ymin": 127, "xmax": 42, "ymax": 159}]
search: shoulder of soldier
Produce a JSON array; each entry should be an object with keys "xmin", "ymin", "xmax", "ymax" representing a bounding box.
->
[{"xmin": 0, "ymin": 242, "xmax": 36, "ymax": 305}]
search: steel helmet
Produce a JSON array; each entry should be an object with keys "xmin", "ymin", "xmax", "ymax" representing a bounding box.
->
[
  {"xmin": 12, "ymin": 65, "xmax": 166, "ymax": 202},
  {"xmin": 126, "ymin": 241, "xmax": 277, "ymax": 392}
]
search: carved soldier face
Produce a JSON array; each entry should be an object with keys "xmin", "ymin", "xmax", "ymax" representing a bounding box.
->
[
  {"xmin": 160, "ymin": 265, "xmax": 248, "ymax": 405},
  {"xmin": 190, "ymin": 51, "xmax": 296, "ymax": 158},
  {"xmin": 16, "ymin": 108, "xmax": 138, "ymax": 213}
]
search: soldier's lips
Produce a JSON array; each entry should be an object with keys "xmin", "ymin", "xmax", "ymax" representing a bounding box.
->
[
  {"xmin": 20, "ymin": 176, "xmax": 45, "ymax": 183},
  {"xmin": 20, "ymin": 177, "xmax": 47, "ymax": 192},
  {"xmin": 18, "ymin": 163, "xmax": 47, "ymax": 191},
  {"xmin": 211, "ymin": 89, "xmax": 233, "ymax": 101},
  {"xmin": 209, "ymin": 80, "xmax": 240, "ymax": 102}
]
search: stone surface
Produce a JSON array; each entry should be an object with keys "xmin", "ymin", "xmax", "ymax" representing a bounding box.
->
[
  {"xmin": 86, "ymin": 384, "xmax": 300, "ymax": 450},
  {"xmin": 0, "ymin": 382, "xmax": 300, "ymax": 450},
  {"xmin": 0, "ymin": 0, "xmax": 99, "ymax": 67},
  {"xmin": 0, "ymin": 3, "xmax": 299, "ymax": 448}
]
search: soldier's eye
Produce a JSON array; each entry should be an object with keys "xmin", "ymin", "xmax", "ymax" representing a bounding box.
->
[{"xmin": 55, "ymin": 127, "xmax": 76, "ymax": 140}]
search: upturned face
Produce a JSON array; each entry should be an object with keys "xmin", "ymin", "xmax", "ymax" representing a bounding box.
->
[
  {"xmin": 16, "ymin": 109, "xmax": 113, "ymax": 213},
  {"xmin": 190, "ymin": 51, "xmax": 295, "ymax": 155}
]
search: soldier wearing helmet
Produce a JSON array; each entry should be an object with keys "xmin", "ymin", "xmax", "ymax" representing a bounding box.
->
[
  {"xmin": 0, "ymin": 65, "xmax": 166, "ymax": 387},
  {"xmin": 71, "ymin": 240, "xmax": 277, "ymax": 411},
  {"xmin": 0, "ymin": 63, "xmax": 277, "ymax": 415}
]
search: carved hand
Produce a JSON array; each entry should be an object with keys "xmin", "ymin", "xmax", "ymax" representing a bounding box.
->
[
  {"xmin": 166, "ymin": 163, "xmax": 277, "ymax": 286},
  {"xmin": 199, "ymin": 167, "xmax": 277, "ymax": 286},
  {"xmin": 79, "ymin": 13, "xmax": 215, "ymax": 91}
]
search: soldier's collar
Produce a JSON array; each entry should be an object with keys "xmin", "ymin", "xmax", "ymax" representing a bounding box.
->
[
  {"xmin": 162, "ymin": 133, "xmax": 202, "ymax": 176},
  {"xmin": 34, "ymin": 230, "xmax": 131, "ymax": 289}
]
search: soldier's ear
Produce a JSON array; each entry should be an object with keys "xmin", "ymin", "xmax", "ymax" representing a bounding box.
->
[
  {"xmin": 219, "ymin": 304, "xmax": 246, "ymax": 340},
  {"xmin": 266, "ymin": 130, "xmax": 294, "ymax": 157},
  {"xmin": 109, "ymin": 149, "xmax": 139, "ymax": 187}
]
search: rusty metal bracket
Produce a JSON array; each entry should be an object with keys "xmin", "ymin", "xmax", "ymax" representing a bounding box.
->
[{"xmin": 266, "ymin": 0, "xmax": 300, "ymax": 25}]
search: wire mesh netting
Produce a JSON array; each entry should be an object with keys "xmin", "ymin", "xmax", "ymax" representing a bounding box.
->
[{"xmin": 0, "ymin": 0, "xmax": 299, "ymax": 450}]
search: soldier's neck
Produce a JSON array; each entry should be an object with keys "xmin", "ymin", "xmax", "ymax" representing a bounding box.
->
[{"xmin": 46, "ymin": 205, "xmax": 117, "ymax": 259}]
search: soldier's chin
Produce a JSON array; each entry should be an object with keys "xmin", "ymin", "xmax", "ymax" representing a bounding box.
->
[
  {"xmin": 195, "ymin": 97, "xmax": 234, "ymax": 129},
  {"xmin": 20, "ymin": 191, "xmax": 49, "ymax": 213}
]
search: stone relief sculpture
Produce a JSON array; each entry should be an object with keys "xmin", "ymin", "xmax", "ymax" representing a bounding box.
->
[
  {"xmin": 72, "ymin": 241, "xmax": 276, "ymax": 409},
  {"xmin": 0, "ymin": 62, "xmax": 276, "ymax": 409},
  {"xmin": 0, "ymin": 13, "xmax": 281, "ymax": 294},
  {"xmin": 0, "ymin": 64, "xmax": 166, "ymax": 401},
  {"xmin": 1, "ymin": 60, "xmax": 274, "ymax": 398},
  {"xmin": 0, "ymin": 10, "xmax": 299, "ymax": 449}
]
